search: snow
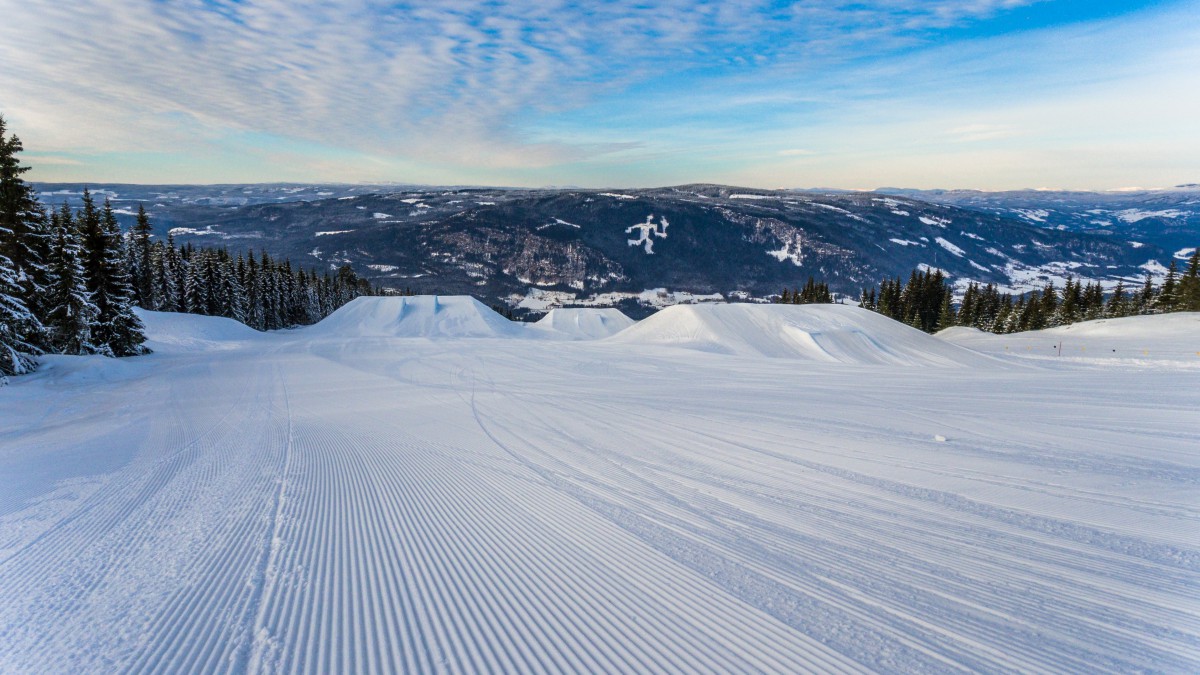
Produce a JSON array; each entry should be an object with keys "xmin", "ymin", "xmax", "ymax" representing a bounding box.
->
[
  {"xmin": 536, "ymin": 218, "xmax": 581, "ymax": 231},
  {"xmin": 919, "ymin": 216, "xmax": 950, "ymax": 227},
  {"xmin": 599, "ymin": 192, "xmax": 635, "ymax": 200},
  {"xmin": 366, "ymin": 264, "xmax": 399, "ymax": 272},
  {"xmin": 625, "ymin": 215, "xmax": 669, "ymax": 254},
  {"xmin": 812, "ymin": 202, "xmax": 868, "ymax": 222},
  {"xmin": 1014, "ymin": 208, "xmax": 1049, "ymax": 223},
  {"xmin": 1115, "ymin": 208, "xmax": 1188, "ymax": 223},
  {"xmin": 610, "ymin": 303, "xmax": 993, "ymax": 366},
  {"xmin": 372, "ymin": 212, "xmax": 393, "ymax": 219},
  {"xmin": 307, "ymin": 295, "xmax": 522, "ymax": 339},
  {"xmin": 938, "ymin": 313, "xmax": 1200, "ymax": 367},
  {"xmin": 766, "ymin": 238, "xmax": 804, "ymax": 265},
  {"xmin": 890, "ymin": 238, "xmax": 922, "ymax": 247},
  {"xmin": 1175, "ymin": 247, "xmax": 1197, "ymax": 260},
  {"xmin": 168, "ymin": 226, "xmax": 221, "ymax": 237},
  {"xmin": 935, "ymin": 236, "xmax": 966, "ymax": 257},
  {"xmin": 314, "ymin": 230, "xmax": 354, "ymax": 236},
  {"xmin": 1, "ymin": 301, "xmax": 1198, "ymax": 673},
  {"xmin": 528, "ymin": 308, "xmax": 635, "ymax": 340}
]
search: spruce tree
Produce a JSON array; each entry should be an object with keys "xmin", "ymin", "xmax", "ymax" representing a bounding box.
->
[
  {"xmin": 1136, "ymin": 273, "xmax": 1155, "ymax": 314},
  {"xmin": 0, "ymin": 233, "xmax": 37, "ymax": 376},
  {"xmin": 936, "ymin": 287, "xmax": 956, "ymax": 332},
  {"xmin": 1106, "ymin": 280, "xmax": 1127, "ymax": 318},
  {"xmin": 90, "ymin": 200, "xmax": 147, "ymax": 356},
  {"xmin": 44, "ymin": 208, "xmax": 97, "ymax": 354},
  {"xmin": 128, "ymin": 204, "xmax": 155, "ymax": 308},
  {"xmin": 1155, "ymin": 261, "xmax": 1179, "ymax": 313},
  {"xmin": 0, "ymin": 114, "xmax": 50, "ymax": 352},
  {"xmin": 1178, "ymin": 248, "xmax": 1200, "ymax": 312}
]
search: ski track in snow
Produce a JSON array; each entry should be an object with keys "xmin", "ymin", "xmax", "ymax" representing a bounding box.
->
[{"xmin": 1, "ymin": 308, "xmax": 1199, "ymax": 673}]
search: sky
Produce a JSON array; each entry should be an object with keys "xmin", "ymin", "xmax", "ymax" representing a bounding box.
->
[{"xmin": 0, "ymin": 0, "xmax": 1197, "ymax": 190}]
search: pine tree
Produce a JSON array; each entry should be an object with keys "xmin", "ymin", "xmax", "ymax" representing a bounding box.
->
[
  {"xmin": 128, "ymin": 204, "xmax": 155, "ymax": 308},
  {"xmin": 0, "ymin": 235, "xmax": 37, "ymax": 376},
  {"xmin": 1106, "ymin": 280, "xmax": 1128, "ymax": 318},
  {"xmin": 44, "ymin": 208, "xmax": 97, "ymax": 354},
  {"xmin": 1039, "ymin": 281, "xmax": 1058, "ymax": 325},
  {"xmin": 935, "ymin": 287, "xmax": 956, "ymax": 332},
  {"xmin": 0, "ymin": 114, "xmax": 50, "ymax": 353},
  {"xmin": 90, "ymin": 200, "xmax": 147, "ymax": 356},
  {"xmin": 1136, "ymin": 273, "xmax": 1155, "ymax": 315},
  {"xmin": 160, "ymin": 233, "xmax": 183, "ymax": 312},
  {"xmin": 1178, "ymin": 247, "xmax": 1200, "ymax": 312},
  {"xmin": 1155, "ymin": 260, "xmax": 1179, "ymax": 313}
]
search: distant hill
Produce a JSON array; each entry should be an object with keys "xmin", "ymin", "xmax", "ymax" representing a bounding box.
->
[
  {"xmin": 35, "ymin": 183, "xmax": 1180, "ymax": 315},
  {"xmin": 876, "ymin": 186, "xmax": 1200, "ymax": 258}
]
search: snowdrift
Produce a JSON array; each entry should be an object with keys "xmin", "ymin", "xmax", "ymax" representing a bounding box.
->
[
  {"xmin": 939, "ymin": 312, "xmax": 1200, "ymax": 365},
  {"xmin": 609, "ymin": 303, "xmax": 992, "ymax": 366},
  {"xmin": 529, "ymin": 308, "xmax": 636, "ymax": 340},
  {"xmin": 136, "ymin": 308, "xmax": 262, "ymax": 352},
  {"xmin": 308, "ymin": 295, "xmax": 523, "ymax": 338}
]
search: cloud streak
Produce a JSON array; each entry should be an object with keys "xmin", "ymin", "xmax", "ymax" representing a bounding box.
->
[{"xmin": 0, "ymin": 0, "xmax": 1194, "ymax": 188}]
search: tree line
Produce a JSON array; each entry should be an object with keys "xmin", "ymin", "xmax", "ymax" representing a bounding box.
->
[
  {"xmin": 859, "ymin": 257, "xmax": 1200, "ymax": 334},
  {"xmin": 1, "ymin": 115, "xmax": 373, "ymax": 379},
  {"xmin": 776, "ymin": 277, "xmax": 834, "ymax": 304}
]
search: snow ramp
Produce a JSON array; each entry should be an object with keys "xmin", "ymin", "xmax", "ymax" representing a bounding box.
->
[
  {"xmin": 528, "ymin": 308, "xmax": 636, "ymax": 340},
  {"xmin": 609, "ymin": 303, "xmax": 992, "ymax": 366},
  {"xmin": 136, "ymin": 308, "xmax": 262, "ymax": 352},
  {"xmin": 939, "ymin": 312, "xmax": 1200, "ymax": 365},
  {"xmin": 308, "ymin": 295, "xmax": 523, "ymax": 338}
]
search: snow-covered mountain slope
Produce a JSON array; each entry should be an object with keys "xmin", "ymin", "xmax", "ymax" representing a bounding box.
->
[
  {"xmin": 1, "ymin": 305, "xmax": 1197, "ymax": 673},
  {"xmin": 307, "ymin": 295, "xmax": 522, "ymax": 339},
  {"xmin": 528, "ymin": 307, "xmax": 635, "ymax": 340},
  {"xmin": 35, "ymin": 183, "xmax": 1169, "ymax": 314},
  {"xmin": 610, "ymin": 303, "xmax": 994, "ymax": 366},
  {"xmin": 881, "ymin": 186, "xmax": 1200, "ymax": 255},
  {"xmin": 939, "ymin": 312, "xmax": 1200, "ymax": 367}
]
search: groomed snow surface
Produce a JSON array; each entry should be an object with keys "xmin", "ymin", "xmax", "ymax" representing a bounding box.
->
[{"xmin": 1, "ymin": 298, "xmax": 1198, "ymax": 673}]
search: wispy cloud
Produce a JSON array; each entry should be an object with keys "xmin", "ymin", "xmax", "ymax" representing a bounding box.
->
[{"xmin": 0, "ymin": 0, "xmax": 1194, "ymax": 188}]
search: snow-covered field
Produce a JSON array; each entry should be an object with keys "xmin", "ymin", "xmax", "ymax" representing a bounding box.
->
[{"xmin": 1, "ymin": 298, "xmax": 1198, "ymax": 673}]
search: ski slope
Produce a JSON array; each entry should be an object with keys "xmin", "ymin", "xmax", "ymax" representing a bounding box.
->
[
  {"xmin": 1, "ymin": 300, "xmax": 1198, "ymax": 673},
  {"xmin": 939, "ymin": 313, "xmax": 1200, "ymax": 368}
]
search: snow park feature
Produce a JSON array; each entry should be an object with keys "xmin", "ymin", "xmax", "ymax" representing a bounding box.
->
[
  {"xmin": 1, "ymin": 297, "xmax": 1198, "ymax": 673},
  {"xmin": 609, "ymin": 302, "xmax": 995, "ymax": 366},
  {"xmin": 528, "ymin": 308, "xmax": 636, "ymax": 340},
  {"xmin": 306, "ymin": 295, "xmax": 524, "ymax": 339}
]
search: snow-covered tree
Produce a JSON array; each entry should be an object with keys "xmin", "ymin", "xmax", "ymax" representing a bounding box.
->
[{"xmin": 44, "ymin": 207, "xmax": 97, "ymax": 354}]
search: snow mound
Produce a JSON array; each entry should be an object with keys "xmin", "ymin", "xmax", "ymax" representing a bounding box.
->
[
  {"xmin": 609, "ymin": 303, "xmax": 991, "ymax": 366},
  {"xmin": 136, "ymin": 308, "xmax": 262, "ymax": 352},
  {"xmin": 529, "ymin": 308, "xmax": 636, "ymax": 340},
  {"xmin": 939, "ymin": 313, "xmax": 1200, "ymax": 366},
  {"xmin": 309, "ymin": 296, "xmax": 522, "ymax": 338}
]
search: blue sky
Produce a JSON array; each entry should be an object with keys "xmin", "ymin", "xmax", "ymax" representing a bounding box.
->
[{"xmin": 1, "ymin": 0, "xmax": 1196, "ymax": 189}]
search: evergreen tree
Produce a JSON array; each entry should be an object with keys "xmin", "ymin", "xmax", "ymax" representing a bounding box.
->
[
  {"xmin": 1177, "ymin": 248, "xmax": 1200, "ymax": 312},
  {"xmin": 90, "ymin": 200, "xmax": 147, "ymax": 356},
  {"xmin": 1135, "ymin": 273, "xmax": 1155, "ymax": 315},
  {"xmin": 44, "ymin": 208, "xmax": 97, "ymax": 354},
  {"xmin": 0, "ymin": 231, "xmax": 36, "ymax": 376},
  {"xmin": 0, "ymin": 114, "xmax": 50, "ymax": 352},
  {"xmin": 1039, "ymin": 280, "xmax": 1058, "ymax": 325},
  {"xmin": 1155, "ymin": 260, "xmax": 1179, "ymax": 313},
  {"xmin": 936, "ymin": 287, "xmax": 956, "ymax": 332},
  {"xmin": 128, "ymin": 204, "xmax": 155, "ymax": 308},
  {"xmin": 1105, "ymin": 280, "xmax": 1127, "ymax": 318}
]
